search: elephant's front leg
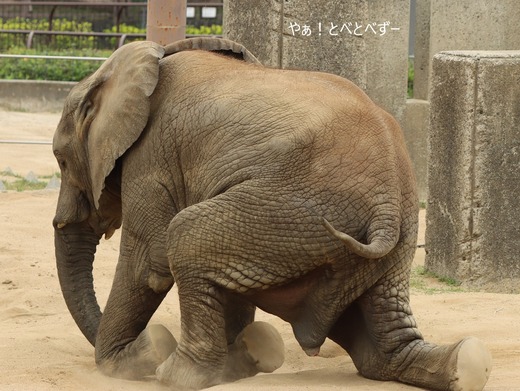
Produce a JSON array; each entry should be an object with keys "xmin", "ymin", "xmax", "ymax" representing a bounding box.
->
[{"xmin": 95, "ymin": 248, "xmax": 176, "ymax": 379}]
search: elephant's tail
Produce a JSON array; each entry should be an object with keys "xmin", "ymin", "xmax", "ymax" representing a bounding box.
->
[{"xmin": 321, "ymin": 217, "xmax": 399, "ymax": 259}]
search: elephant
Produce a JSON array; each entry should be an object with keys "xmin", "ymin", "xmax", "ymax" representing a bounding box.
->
[{"xmin": 52, "ymin": 37, "xmax": 492, "ymax": 390}]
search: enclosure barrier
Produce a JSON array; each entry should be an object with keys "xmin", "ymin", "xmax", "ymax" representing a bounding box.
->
[
  {"xmin": 426, "ymin": 51, "xmax": 520, "ymax": 292},
  {"xmin": 1, "ymin": 29, "xmax": 145, "ymax": 49},
  {"xmin": 0, "ymin": 1, "xmax": 223, "ymax": 50}
]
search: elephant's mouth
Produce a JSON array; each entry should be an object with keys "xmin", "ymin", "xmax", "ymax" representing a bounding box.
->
[
  {"xmin": 53, "ymin": 213, "xmax": 119, "ymax": 240},
  {"xmin": 103, "ymin": 225, "xmax": 117, "ymax": 240},
  {"xmin": 89, "ymin": 216, "xmax": 121, "ymax": 240}
]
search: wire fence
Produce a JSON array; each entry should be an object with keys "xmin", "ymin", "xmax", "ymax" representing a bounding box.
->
[
  {"xmin": 0, "ymin": 1, "xmax": 223, "ymax": 80},
  {"xmin": 0, "ymin": 1, "xmax": 223, "ymax": 51}
]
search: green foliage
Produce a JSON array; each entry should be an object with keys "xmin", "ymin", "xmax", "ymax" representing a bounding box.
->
[
  {"xmin": 0, "ymin": 47, "xmax": 111, "ymax": 81},
  {"xmin": 0, "ymin": 170, "xmax": 55, "ymax": 191},
  {"xmin": 0, "ymin": 16, "xmax": 93, "ymax": 31},
  {"xmin": 0, "ymin": 17, "xmax": 96, "ymax": 50},
  {"xmin": 0, "ymin": 18, "xmax": 223, "ymax": 81},
  {"xmin": 103, "ymin": 23, "xmax": 145, "ymax": 35},
  {"xmin": 5, "ymin": 178, "xmax": 48, "ymax": 191},
  {"xmin": 186, "ymin": 24, "xmax": 222, "ymax": 36},
  {"xmin": 102, "ymin": 23, "xmax": 145, "ymax": 47},
  {"xmin": 410, "ymin": 266, "xmax": 463, "ymax": 294},
  {"xmin": 102, "ymin": 23, "xmax": 222, "ymax": 36},
  {"xmin": 408, "ymin": 58, "xmax": 414, "ymax": 98}
]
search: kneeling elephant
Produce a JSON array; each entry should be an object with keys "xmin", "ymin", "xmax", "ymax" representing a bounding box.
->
[{"xmin": 52, "ymin": 37, "xmax": 492, "ymax": 390}]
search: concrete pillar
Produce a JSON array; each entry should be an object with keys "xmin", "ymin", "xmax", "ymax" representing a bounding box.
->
[
  {"xmin": 403, "ymin": 99, "xmax": 429, "ymax": 203},
  {"xmin": 224, "ymin": 0, "xmax": 410, "ymax": 122},
  {"xmin": 411, "ymin": 0, "xmax": 430, "ymax": 100},
  {"xmin": 147, "ymin": 0, "xmax": 186, "ymax": 45},
  {"xmin": 414, "ymin": 0, "xmax": 520, "ymax": 100},
  {"xmin": 426, "ymin": 51, "xmax": 520, "ymax": 292}
]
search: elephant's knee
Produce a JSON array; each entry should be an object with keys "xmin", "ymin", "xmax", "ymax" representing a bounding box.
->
[{"xmin": 166, "ymin": 209, "xmax": 203, "ymax": 269}]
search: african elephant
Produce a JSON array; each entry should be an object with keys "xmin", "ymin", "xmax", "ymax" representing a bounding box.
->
[{"xmin": 52, "ymin": 37, "xmax": 491, "ymax": 390}]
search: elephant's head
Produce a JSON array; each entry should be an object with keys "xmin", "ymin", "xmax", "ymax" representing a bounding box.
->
[
  {"xmin": 52, "ymin": 40, "xmax": 165, "ymax": 345},
  {"xmin": 52, "ymin": 38, "xmax": 260, "ymax": 346}
]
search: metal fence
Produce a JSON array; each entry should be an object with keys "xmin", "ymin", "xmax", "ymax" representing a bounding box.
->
[
  {"xmin": 0, "ymin": 1, "xmax": 223, "ymax": 51},
  {"xmin": 0, "ymin": 1, "xmax": 223, "ymax": 81}
]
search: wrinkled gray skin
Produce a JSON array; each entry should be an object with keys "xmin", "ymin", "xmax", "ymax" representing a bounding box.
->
[{"xmin": 53, "ymin": 38, "xmax": 491, "ymax": 390}]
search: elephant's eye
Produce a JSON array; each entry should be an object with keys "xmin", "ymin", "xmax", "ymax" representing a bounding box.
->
[{"xmin": 54, "ymin": 151, "xmax": 66, "ymax": 171}]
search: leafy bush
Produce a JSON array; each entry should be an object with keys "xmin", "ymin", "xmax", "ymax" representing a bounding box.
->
[
  {"xmin": 0, "ymin": 19, "xmax": 223, "ymax": 80},
  {"xmin": 103, "ymin": 23, "xmax": 146, "ymax": 35},
  {"xmin": 102, "ymin": 23, "xmax": 145, "ymax": 47},
  {"xmin": 0, "ymin": 47, "xmax": 111, "ymax": 81},
  {"xmin": 0, "ymin": 17, "xmax": 96, "ymax": 50},
  {"xmin": 0, "ymin": 16, "xmax": 93, "ymax": 31},
  {"xmin": 0, "ymin": 170, "xmax": 54, "ymax": 191},
  {"xmin": 186, "ymin": 24, "xmax": 222, "ymax": 36},
  {"xmin": 408, "ymin": 58, "xmax": 414, "ymax": 98}
]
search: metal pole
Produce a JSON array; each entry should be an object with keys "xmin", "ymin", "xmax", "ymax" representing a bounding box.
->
[
  {"xmin": 0, "ymin": 140, "xmax": 52, "ymax": 145},
  {"xmin": 146, "ymin": 0, "xmax": 186, "ymax": 45}
]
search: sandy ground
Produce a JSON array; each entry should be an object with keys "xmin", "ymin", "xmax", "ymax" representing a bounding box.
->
[{"xmin": 0, "ymin": 108, "xmax": 519, "ymax": 390}]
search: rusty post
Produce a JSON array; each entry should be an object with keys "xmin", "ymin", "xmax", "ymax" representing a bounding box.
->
[{"xmin": 147, "ymin": 0, "xmax": 186, "ymax": 45}]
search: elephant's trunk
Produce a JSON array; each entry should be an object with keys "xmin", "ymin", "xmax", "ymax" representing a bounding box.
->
[{"xmin": 54, "ymin": 221, "xmax": 102, "ymax": 346}]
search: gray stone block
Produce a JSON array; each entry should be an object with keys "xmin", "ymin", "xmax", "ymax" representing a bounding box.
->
[
  {"xmin": 426, "ymin": 51, "xmax": 520, "ymax": 292},
  {"xmin": 0, "ymin": 180, "xmax": 5, "ymax": 192},
  {"xmin": 25, "ymin": 171, "xmax": 39, "ymax": 184},
  {"xmin": 416, "ymin": 0, "xmax": 520, "ymax": 99},
  {"xmin": 46, "ymin": 175, "xmax": 61, "ymax": 190},
  {"xmin": 2, "ymin": 167, "xmax": 14, "ymax": 176},
  {"xmin": 0, "ymin": 80, "xmax": 75, "ymax": 113},
  {"xmin": 224, "ymin": 0, "xmax": 410, "ymax": 121},
  {"xmin": 403, "ymin": 99, "xmax": 429, "ymax": 203},
  {"xmin": 223, "ymin": 0, "xmax": 281, "ymax": 68},
  {"xmin": 411, "ymin": 0, "xmax": 430, "ymax": 100}
]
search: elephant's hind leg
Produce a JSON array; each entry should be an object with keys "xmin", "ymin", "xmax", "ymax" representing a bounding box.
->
[{"xmin": 328, "ymin": 258, "xmax": 491, "ymax": 391}]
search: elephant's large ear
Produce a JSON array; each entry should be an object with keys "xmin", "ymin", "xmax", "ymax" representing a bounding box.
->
[{"xmin": 83, "ymin": 41, "xmax": 165, "ymax": 209}]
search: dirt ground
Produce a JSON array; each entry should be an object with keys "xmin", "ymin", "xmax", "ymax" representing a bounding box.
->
[{"xmin": 0, "ymin": 108, "xmax": 519, "ymax": 390}]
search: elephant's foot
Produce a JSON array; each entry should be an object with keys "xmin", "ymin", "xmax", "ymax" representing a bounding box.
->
[
  {"xmin": 396, "ymin": 337, "xmax": 492, "ymax": 391},
  {"xmin": 156, "ymin": 321, "xmax": 285, "ymax": 390},
  {"xmin": 156, "ymin": 344, "xmax": 225, "ymax": 390},
  {"xmin": 451, "ymin": 338, "xmax": 492, "ymax": 391},
  {"xmin": 97, "ymin": 324, "xmax": 177, "ymax": 380},
  {"xmin": 223, "ymin": 321, "xmax": 285, "ymax": 382}
]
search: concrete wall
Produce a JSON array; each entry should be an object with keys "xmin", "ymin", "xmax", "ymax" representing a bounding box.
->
[
  {"xmin": 411, "ymin": 0, "xmax": 430, "ymax": 100},
  {"xmin": 403, "ymin": 99, "xmax": 429, "ymax": 203},
  {"xmin": 413, "ymin": 0, "xmax": 520, "ymax": 100},
  {"xmin": 224, "ymin": 0, "xmax": 410, "ymax": 122},
  {"xmin": 0, "ymin": 80, "xmax": 74, "ymax": 112},
  {"xmin": 224, "ymin": 0, "xmax": 432, "ymax": 197},
  {"xmin": 426, "ymin": 51, "xmax": 520, "ymax": 292}
]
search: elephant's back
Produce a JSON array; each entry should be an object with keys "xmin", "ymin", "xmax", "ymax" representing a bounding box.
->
[
  {"xmin": 155, "ymin": 50, "xmax": 415, "ymax": 210},
  {"xmin": 160, "ymin": 49, "xmax": 374, "ymax": 116}
]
